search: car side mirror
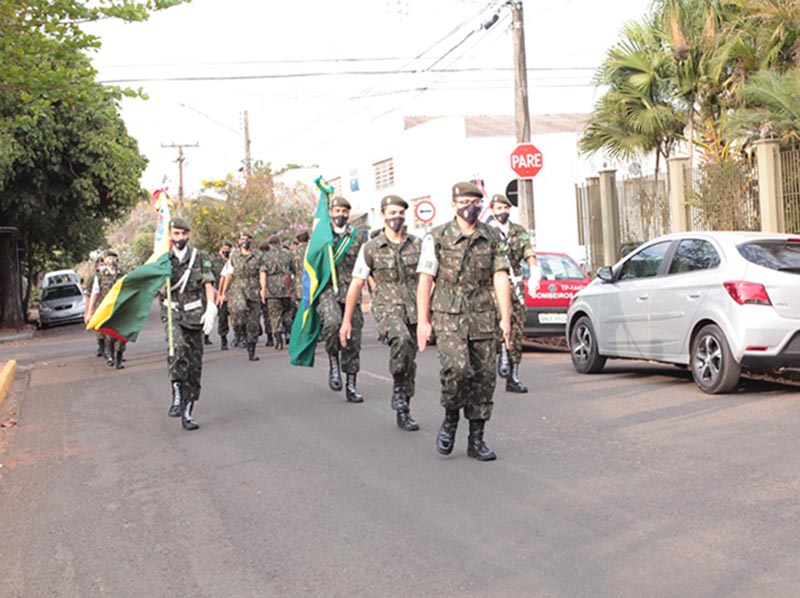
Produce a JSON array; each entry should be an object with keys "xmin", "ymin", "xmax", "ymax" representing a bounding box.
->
[{"xmin": 596, "ymin": 266, "xmax": 614, "ymax": 282}]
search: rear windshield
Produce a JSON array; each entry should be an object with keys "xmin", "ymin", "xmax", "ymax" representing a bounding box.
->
[
  {"xmin": 737, "ymin": 240, "xmax": 800, "ymax": 273},
  {"xmin": 537, "ymin": 254, "xmax": 586, "ymax": 281},
  {"xmin": 43, "ymin": 285, "xmax": 82, "ymax": 300}
]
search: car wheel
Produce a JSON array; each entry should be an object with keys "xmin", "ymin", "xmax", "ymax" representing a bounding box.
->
[
  {"xmin": 690, "ymin": 324, "xmax": 741, "ymax": 394},
  {"xmin": 569, "ymin": 316, "xmax": 606, "ymax": 374}
]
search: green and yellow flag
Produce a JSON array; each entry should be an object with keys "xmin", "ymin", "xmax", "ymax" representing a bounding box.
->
[
  {"xmin": 288, "ymin": 177, "xmax": 335, "ymax": 367},
  {"xmin": 86, "ymin": 191, "xmax": 173, "ymax": 343}
]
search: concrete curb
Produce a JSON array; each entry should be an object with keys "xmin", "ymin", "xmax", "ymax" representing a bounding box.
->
[
  {"xmin": 0, "ymin": 360, "xmax": 17, "ymax": 410},
  {"xmin": 0, "ymin": 330, "xmax": 34, "ymax": 344}
]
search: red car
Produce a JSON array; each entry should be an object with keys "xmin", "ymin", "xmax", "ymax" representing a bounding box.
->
[{"xmin": 522, "ymin": 252, "xmax": 591, "ymax": 337}]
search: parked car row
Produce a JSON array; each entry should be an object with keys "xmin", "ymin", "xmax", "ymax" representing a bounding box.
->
[{"xmin": 38, "ymin": 268, "xmax": 86, "ymax": 329}]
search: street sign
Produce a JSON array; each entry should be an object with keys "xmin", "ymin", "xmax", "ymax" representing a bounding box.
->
[
  {"xmin": 505, "ymin": 179, "xmax": 519, "ymax": 207},
  {"xmin": 414, "ymin": 200, "xmax": 436, "ymax": 223},
  {"xmin": 510, "ymin": 143, "xmax": 543, "ymax": 178}
]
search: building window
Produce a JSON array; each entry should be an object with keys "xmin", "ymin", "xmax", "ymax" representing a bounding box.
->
[{"xmin": 373, "ymin": 158, "xmax": 395, "ymax": 190}]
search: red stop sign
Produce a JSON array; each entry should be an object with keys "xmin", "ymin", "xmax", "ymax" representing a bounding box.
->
[{"xmin": 510, "ymin": 143, "xmax": 543, "ymax": 178}]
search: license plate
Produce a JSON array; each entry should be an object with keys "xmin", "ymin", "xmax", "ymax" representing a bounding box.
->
[{"xmin": 538, "ymin": 313, "xmax": 566, "ymax": 324}]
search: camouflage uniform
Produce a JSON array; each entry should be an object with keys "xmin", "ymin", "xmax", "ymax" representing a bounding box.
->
[
  {"xmin": 421, "ymin": 219, "xmax": 510, "ymax": 420},
  {"xmin": 95, "ymin": 267, "xmax": 126, "ymax": 358},
  {"xmin": 358, "ymin": 231, "xmax": 421, "ymax": 396},
  {"xmin": 228, "ymin": 249, "xmax": 262, "ymax": 344},
  {"xmin": 210, "ymin": 253, "xmax": 230, "ymax": 339},
  {"xmin": 161, "ymin": 246, "xmax": 215, "ymax": 403},
  {"xmin": 261, "ymin": 246, "xmax": 294, "ymax": 337},
  {"xmin": 317, "ymin": 225, "xmax": 365, "ymax": 374},
  {"xmin": 500, "ymin": 222, "xmax": 536, "ymax": 365},
  {"xmin": 291, "ymin": 241, "xmax": 307, "ymax": 303}
]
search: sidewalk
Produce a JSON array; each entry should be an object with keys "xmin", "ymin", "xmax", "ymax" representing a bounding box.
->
[{"xmin": 0, "ymin": 329, "xmax": 34, "ymax": 344}]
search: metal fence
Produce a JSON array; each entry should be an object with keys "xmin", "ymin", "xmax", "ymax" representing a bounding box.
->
[
  {"xmin": 685, "ymin": 161, "xmax": 760, "ymax": 231},
  {"xmin": 781, "ymin": 147, "xmax": 800, "ymax": 233},
  {"xmin": 616, "ymin": 174, "xmax": 670, "ymax": 243}
]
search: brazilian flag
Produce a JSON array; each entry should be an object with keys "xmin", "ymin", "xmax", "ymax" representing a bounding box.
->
[{"xmin": 289, "ymin": 178, "xmax": 335, "ymax": 367}]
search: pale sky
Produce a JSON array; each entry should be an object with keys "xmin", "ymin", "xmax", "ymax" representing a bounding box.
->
[{"xmin": 86, "ymin": 0, "xmax": 653, "ymax": 196}]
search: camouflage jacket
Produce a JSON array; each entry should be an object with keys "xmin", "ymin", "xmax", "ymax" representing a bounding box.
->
[
  {"xmin": 503, "ymin": 222, "xmax": 536, "ymax": 279},
  {"xmin": 261, "ymin": 247, "xmax": 293, "ymax": 298},
  {"xmin": 210, "ymin": 254, "xmax": 229, "ymax": 289},
  {"xmin": 228, "ymin": 249, "xmax": 262, "ymax": 303},
  {"xmin": 428, "ymin": 219, "xmax": 509, "ymax": 340},
  {"xmin": 163, "ymin": 246, "xmax": 215, "ymax": 329},
  {"xmin": 291, "ymin": 242, "xmax": 307, "ymax": 300},
  {"xmin": 95, "ymin": 267, "xmax": 124, "ymax": 302},
  {"xmin": 362, "ymin": 231, "xmax": 421, "ymax": 320},
  {"xmin": 320, "ymin": 225, "xmax": 364, "ymax": 304}
]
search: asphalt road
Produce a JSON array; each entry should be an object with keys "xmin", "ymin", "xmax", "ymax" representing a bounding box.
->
[{"xmin": 1, "ymin": 307, "xmax": 800, "ymax": 598}]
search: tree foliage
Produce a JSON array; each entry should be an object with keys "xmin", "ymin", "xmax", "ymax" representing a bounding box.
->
[{"xmin": 0, "ymin": 0, "xmax": 190, "ymax": 327}]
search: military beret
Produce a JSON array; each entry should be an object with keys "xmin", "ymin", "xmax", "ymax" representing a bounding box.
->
[
  {"xmin": 238, "ymin": 230, "xmax": 252, "ymax": 239},
  {"xmin": 491, "ymin": 193, "xmax": 512, "ymax": 207},
  {"xmin": 295, "ymin": 231, "xmax": 309, "ymax": 243},
  {"xmin": 105, "ymin": 249, "xmax": 118, "ymax": 257},
  {"xmin": 330, "ymin": 196, "xmax": 351, "ymax": 209},
  {"xmin": 380, "ymin": 194, "xmax": 408, "ymax": 210},
  {"xmin": 452, "ymin": 182, "xmax": 483, "ymax": 199},
  {"xmin": 169, "ymin": 216, "xmax": 191, "ymax": 231},
  {"xmin": 268, "ymin": 235, "xmax": 281, "ymax": 245}
]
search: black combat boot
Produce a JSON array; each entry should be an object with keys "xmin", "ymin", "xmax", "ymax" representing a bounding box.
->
[
  {"xmin": 436, "ymin": 409, "xmax": 460, "ymax": 455},
  {"xmin": 169, "ymin": 381, "xmax": 183, "ymax": 417},
  {"xmin": 391, "ymin": 374, "xmax": 409, "ymax": 412},
  {"xmin": 328, "ymin": 353, "xmax": 343, "ymax": 391},
  {"xmin": 234, "ymin": 327, "xmax": 246, "ymax": 348},
  {"xmin": 497, "ymin": 344, "xmax": 511, "ymax": 378},
  {"xmin": 181, "ymin": 400, "xmax": 199, "ymax": 431},
  {"xmin": 247, "ymin": 342, "xmax": 260, "ymax": 361},
  {"xmin": 265, "ymin": 333, "xmax": 274, "ymax": 347},
  {"xmin": 505, "ymin": 363, "xmax": 528, "ymax": 393},
  {"xmin": 274, "ymin": 332, "xmax": 283, "ymax": 351},
  {"xmin": 397, "ymin": 397, "xmax": 419, "ymax": 432},
  {"xmin": 345, "ymin": 373, "xmax": 363, "ymax": 403},
  {"xmin": 467, "ymin": 419, "xmax": 497, "ymax": 461},
  {"xmin": 95, "ymin": 338, "xmax": 105, "ymax": 358},
  {"xmin": 115, "ymin": 351, "xmax": 125, "ymax": 370},
  {"xmin": 203, "ymin": 334, "xmax": 212, "ymax": 345},
  {"xmin": 220, "ymin": 335, "xmax": 228, "ymax": 351},
  {"xmin": 106, "ymin": 347, "xmax": 115, "ymax": 367}
]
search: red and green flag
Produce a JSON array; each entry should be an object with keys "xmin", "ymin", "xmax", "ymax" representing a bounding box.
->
[{"xmin": 86, "ymin": 191, "xmax": 173, "ymax": 343}]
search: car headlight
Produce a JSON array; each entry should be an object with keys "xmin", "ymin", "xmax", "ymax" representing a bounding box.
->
[{"xmin": 39, "ymin": 305, "xmax": 52, "ymax": 312}]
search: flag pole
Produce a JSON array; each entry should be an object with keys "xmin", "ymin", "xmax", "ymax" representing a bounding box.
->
[{"xmin": 166, "ymin": 277, "xmax": 175, "ymax": 357}]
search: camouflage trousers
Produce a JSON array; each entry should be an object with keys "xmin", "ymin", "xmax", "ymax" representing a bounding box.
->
[
  {"xmin": 164, "ymin": 323, "xmax": 204, "ymax": 403},
  {"xmin": 318, "ymin": 292, "xmax": 362, "ymax": 374},
  {"xmin": 217, "ymin": 300, "xmax": 229, "ymax": 338},
  {"xmin": 97, "ymin": 331, "xmax": 126, "ymax": 355},
  {"xmin": 377, "ymin": 306, "xmax": 417, "ymax": 397},
  {"xmin": 435, "ymin": 332, "xmax": 495, "ymax": 420},
  {"xmin": 260, "ymin": 301, "xmax": 272, "ymax": 336},
  {"xmin": 266, "ymin": 298, "xmax": 292, "ymax": 336},
  {"xmin": 508, "ymin": 295, "xmax": 526, "ymax": 364},
  {"xmin": 234, "ymin": 299, "xmax": 261, "ymax": 343}
]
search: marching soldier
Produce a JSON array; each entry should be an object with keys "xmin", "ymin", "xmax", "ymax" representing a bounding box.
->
[
  {"xmin": 260, "ymin": 235, "xmax": 293, "ymax": 350},
  {"xmin": 489, "ymin": 194, "xmax": 541, "ymax": 392},
  {"xmin": 288, "ymin": 230, "xmax": 309, "ymax": 330},
  {"xmin": 317, "ymin": 196, "xmax": 366, "ymax": 402},
  {"xmin": 210, "ymin": 240, "xmax": 233, "ymax": 350},
  {"xmin": 258, "ymin": 241, "xmax": 274, "ymax": 347},
  {"xmin": 162, "ymin": 217, "xmax": 216, "ymax": 431},
  {"xmin": 85, "ymin": 250, "xmax": 126, "ymax": 369},
  {"xmin": 223, "ymin": 231, "xmax": 263, "ymax": 361},
  {"xmin": 340, "ymin": 194, "xmax": 421, "ymax": 430},
  {"xmin": 417, "ymin": 182, "xmax": 512, "ymax": 461}
]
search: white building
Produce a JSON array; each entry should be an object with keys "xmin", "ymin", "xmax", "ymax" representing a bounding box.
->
[{"xmin": 304, "ymin": 113, "xmax": 599, "ymax": 259}]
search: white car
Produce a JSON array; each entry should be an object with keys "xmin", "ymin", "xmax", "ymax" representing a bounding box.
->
[{"xmin": 566, "ymin": 232, "xmax": 800, "ymax": 393}]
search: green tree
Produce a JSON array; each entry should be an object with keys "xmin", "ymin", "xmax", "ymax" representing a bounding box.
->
[{"xmin": 0, "ymin": 0, "xmax": 190, "ymax": 328}]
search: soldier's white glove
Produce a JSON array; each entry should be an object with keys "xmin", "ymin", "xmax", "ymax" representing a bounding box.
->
[
  {"xmin": 527, "ymin": 265, "xmax": 542, "ymax": 299},
  {"xmin": 200, "ymin": 302, "xmax": 218, "ymax": 336}
]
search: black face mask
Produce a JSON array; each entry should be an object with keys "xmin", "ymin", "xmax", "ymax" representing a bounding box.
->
[
  {"xmin": 241, "ymin": 240, "xmax": 252, "ymax": 250},
  {"xmin": 173, "ymin": 239, "xmax": 188, "ymax": 250},
  {"xmin": 221, "ymin": 250, "xmax": 231, "ymax": 258},
  {"xmin": 494, "ymin": 212, "xmax": 510, "ymax": 225},
  {"xmin": 458, "ymin": 203, "xmax": 482, "ymax": 225},
  {"xmin": 332, "ymin": 215, "xmax": 348, "ymax": 229},
  {"xmin": 385, "ymin": 216, "xmax": 404, "ymax": 233}
]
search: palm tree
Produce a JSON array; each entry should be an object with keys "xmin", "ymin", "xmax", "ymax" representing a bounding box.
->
[{"xmin": 729, "ymin": 68, "xmax": 800, "ymax": 145}]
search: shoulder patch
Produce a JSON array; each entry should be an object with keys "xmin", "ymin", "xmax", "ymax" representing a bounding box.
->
[
  {"xmin": 203, "ymin": 260, "xmax": 212, "ymax": 268},
  {"xmin": 520, "ymin": 232, "xmax": 530, "ymax": 241}
]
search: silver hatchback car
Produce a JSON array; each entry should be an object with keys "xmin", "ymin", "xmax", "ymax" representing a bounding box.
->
[{"xmin": 566, "ymin": 232, "xmax": 800, "ymax": 393}]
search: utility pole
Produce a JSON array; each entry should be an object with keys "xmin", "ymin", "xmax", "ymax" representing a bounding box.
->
[
  {"xmin": 161, "ymin": 142, "xmax": 199, "ymax": 205},
  {"xmin": 511, "ymin": 0, "xmax": 535, "ymax": 232},
  {"xmin": 242, "ymin": 110, "xmax": 252, "ymax": 178}
]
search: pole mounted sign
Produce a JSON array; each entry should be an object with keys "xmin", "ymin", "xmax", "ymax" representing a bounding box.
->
[
  {"xmin": 510, "ymin": 143, "xmax": 543, "ymax": 178},
  {"xmin": 414, "ymin": 200, "xmax": 436, "ymax": 224}
]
